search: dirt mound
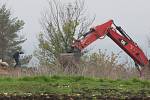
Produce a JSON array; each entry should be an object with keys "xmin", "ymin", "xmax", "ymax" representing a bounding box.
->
[
  {"xmin": 0, "ymin": 66, "xmax": 10, "ymax": 75},
  {"xmin": 0, "ymin": 68, "xmax": 9, "ymax": 75}
]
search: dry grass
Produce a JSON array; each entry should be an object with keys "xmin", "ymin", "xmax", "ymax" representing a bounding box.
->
[
  {"xmin": 0, "ymin": 50, "xmax": 150, "ymax": 79},
  {"xmin": 55, "ymin": 50, "xmax": 141, "ymax": 79}
]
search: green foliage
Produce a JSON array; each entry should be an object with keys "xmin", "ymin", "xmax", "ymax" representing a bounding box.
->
[{"xmin": 0, "ymin": 4, "xmax": 25, "ymax": 65}]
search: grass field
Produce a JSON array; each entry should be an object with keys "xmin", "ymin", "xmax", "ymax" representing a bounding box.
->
[{"xmin": 0, "ymin": 75, "xmax": 149, "ymax": 99}]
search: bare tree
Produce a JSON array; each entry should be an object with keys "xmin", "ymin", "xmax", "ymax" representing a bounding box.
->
[{"xmin": 35, "ymin": 0, "xmax": 94, "ymax": 64}]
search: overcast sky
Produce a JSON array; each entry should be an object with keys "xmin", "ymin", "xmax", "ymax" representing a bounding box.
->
[{"xmin": 1, "ymin": 0, "xmax": 150, "ymax": 60}]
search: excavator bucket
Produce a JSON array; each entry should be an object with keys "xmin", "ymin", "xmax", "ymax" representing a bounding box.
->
[
  {"xmin": 58, "ymin": 52, "xmax": 81, "ymax": 72},
  {"xmin": 58, "ymin": 53, "xmax": 81, "ymax": 64},
  {"xmin": 58, "ymin": 46, "xmax": 82, "ymax": 67}
]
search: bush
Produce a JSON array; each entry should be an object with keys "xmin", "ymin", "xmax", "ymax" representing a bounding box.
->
[{"xmin": 54, "ymin": 49, "xmax": 139, "ymax": 79}]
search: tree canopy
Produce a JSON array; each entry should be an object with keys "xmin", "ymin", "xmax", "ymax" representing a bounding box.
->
[
  {"xmin": 35, "ymin": 0, "xmax": 94, "ymax": 65},
  {"xmin": 0, "ymin": 4, "xmax": 25, "ymax": 65}
]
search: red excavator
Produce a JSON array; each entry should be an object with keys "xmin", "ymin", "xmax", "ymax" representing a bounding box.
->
[{"xmin": 63, "ymin": 20, "xmax": 149, "ymax": 76}]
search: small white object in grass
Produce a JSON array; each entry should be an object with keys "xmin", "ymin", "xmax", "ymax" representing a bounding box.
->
[
  {"xmin": 26, "ymin": 93, "xmax": 32, "ymax": 96},
  {"xmin": 1, "ymin": 62, "xmax": 9, "ymax": 67},
  {"xmin": 0, "ymin": 59, "xmax": 9, "ymax": 67},
  {"xmin": 4, "ymin": 93, "xmax": 8, "ymax": 95}
]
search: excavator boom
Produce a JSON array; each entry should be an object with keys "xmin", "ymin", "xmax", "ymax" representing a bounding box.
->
[
  {"xmin": 72, "ymin": 20, "xmax": 149, "ymax": 66},
  {"xmin": 60, "ymin": 20, "xmax": 149, "ymax": 75}
]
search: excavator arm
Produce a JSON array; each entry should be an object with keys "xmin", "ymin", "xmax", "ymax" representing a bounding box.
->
[{"xmin": 71, "ymin": 20, "xmax": 149, "ymax": 75}]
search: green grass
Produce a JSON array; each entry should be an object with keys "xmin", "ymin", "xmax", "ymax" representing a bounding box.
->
[{"xmin": 0, "ymin": 75, "xmax": 149, "ymax": 97}]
